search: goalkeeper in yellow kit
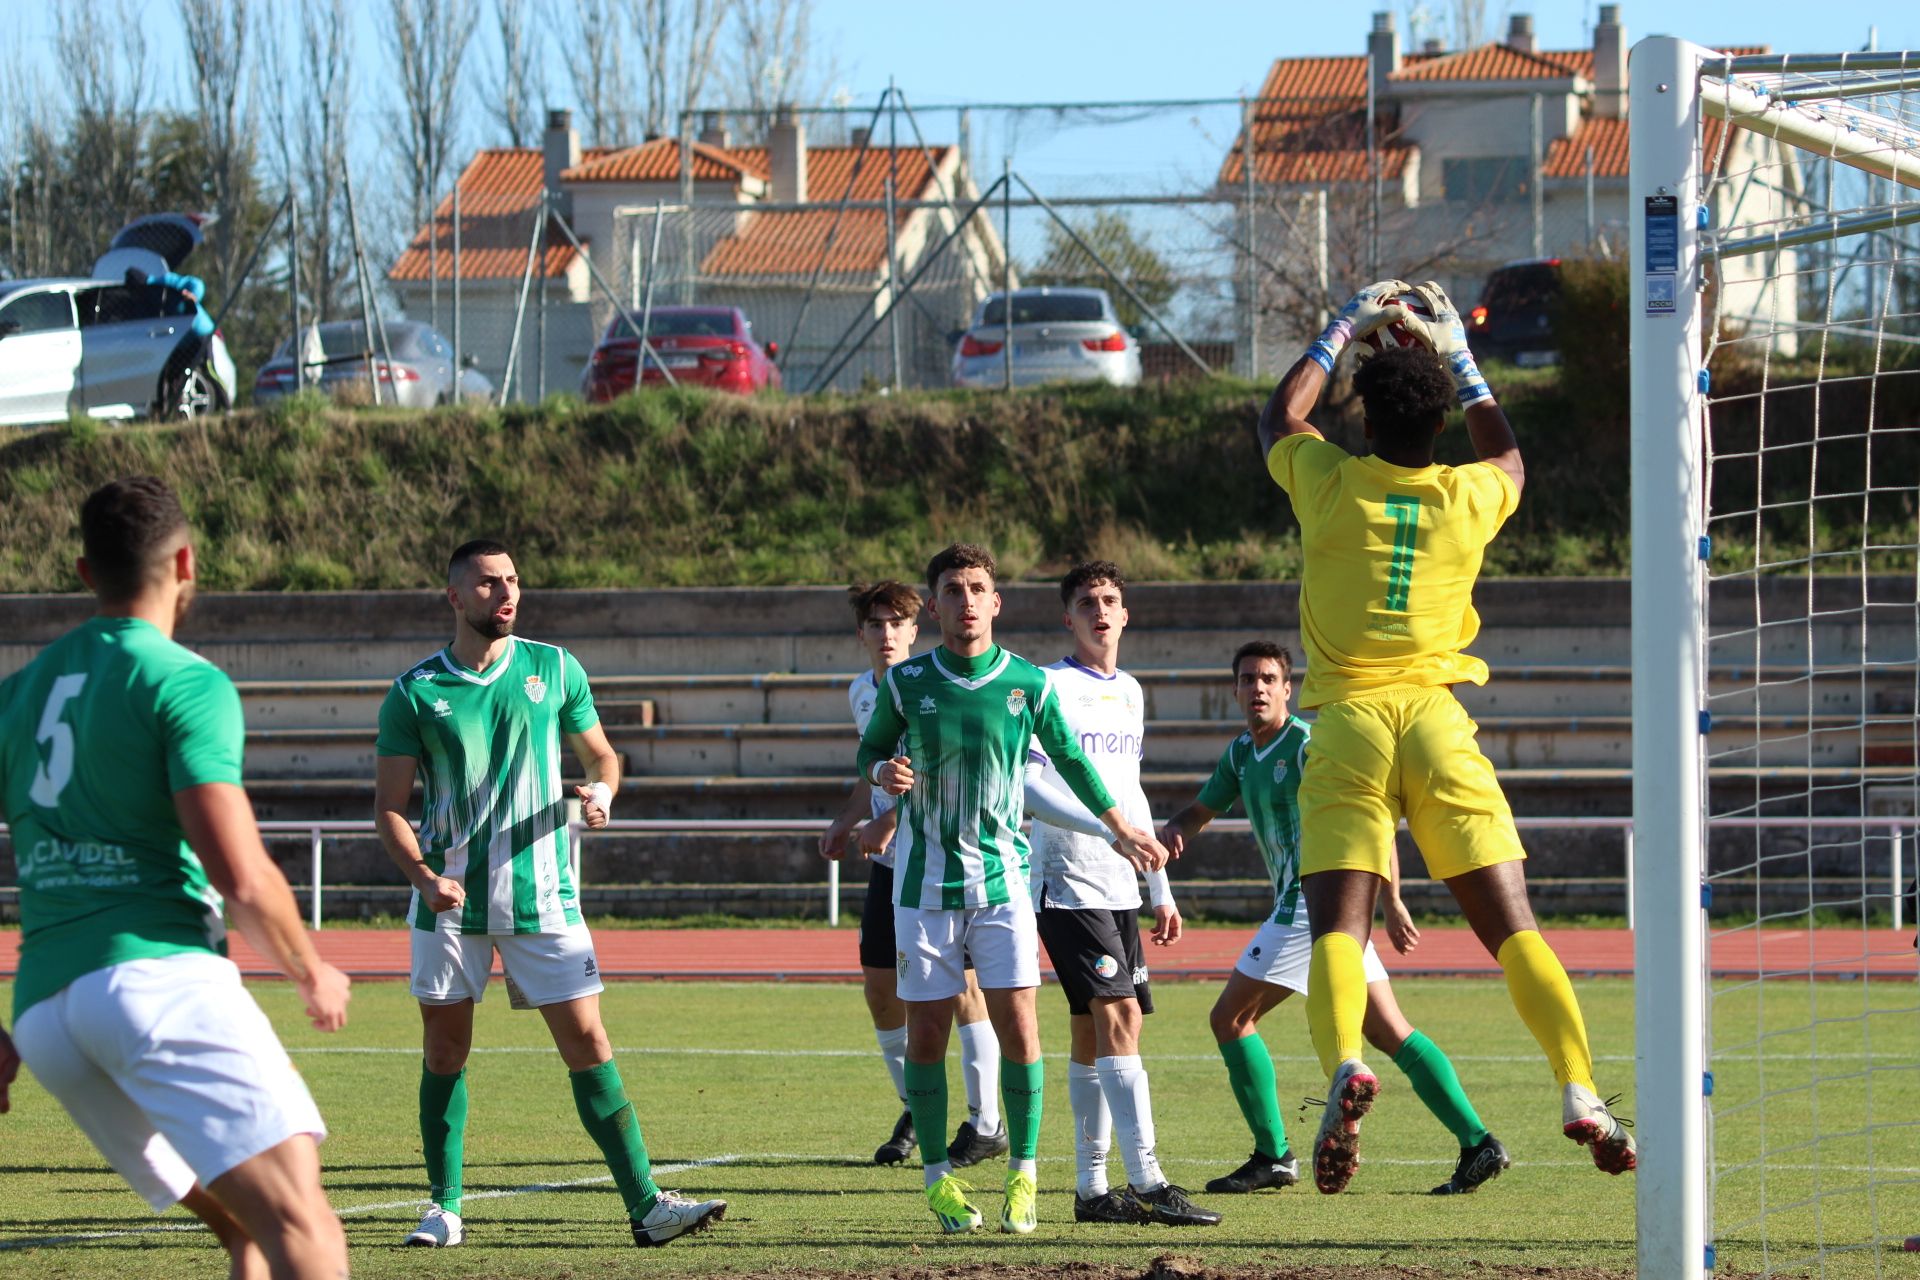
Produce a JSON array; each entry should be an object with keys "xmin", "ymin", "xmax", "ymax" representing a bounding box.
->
[{"xmin": 1260, "ymin": 280, "xmax": 1636, "ymax": 1195}]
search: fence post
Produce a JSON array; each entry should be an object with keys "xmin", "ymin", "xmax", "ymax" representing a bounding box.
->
[
  {"xmin": 1893, "ymin": 827, "xmax": 1904, "ymax": 932},
  {"xmin": 1624, "ymin": 827, "xmax": 1635, "ymax": 930},
  {"xmin": 310, "ymin": 827, "xmax": 324, "ymax": 931},
  {"xmin": 1531, "ymin": 93, "xmax": 1545, "ymax": 259},
  {"xmin": 828, "ymin": 859, "xmax": 841, "ymax": 927},
  {"xmin": 1242, "ymin": 94, "xmax": 1257, "ymax": 381},
  {"xmin": 1002, "ymin": 156, "xmax": 1013, "ymax": 391}
]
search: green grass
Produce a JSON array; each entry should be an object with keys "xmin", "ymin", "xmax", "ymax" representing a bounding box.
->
[{"xmin": 1, "ymin": 977, "xmax": 1915, "ymax": 1277}]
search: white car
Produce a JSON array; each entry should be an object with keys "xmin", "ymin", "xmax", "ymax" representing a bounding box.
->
[
  {"xmin": 950, "ymin": 287, "xmax": 1142, "ymax": 389},
  {"xmin": 0, "ymin": 213, "xmax": 236, "ymax": 425}
]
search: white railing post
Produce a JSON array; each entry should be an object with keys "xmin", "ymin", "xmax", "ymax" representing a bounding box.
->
[
  {"xmin": 309, "ymin": 827, "xmax": 324, "ymax": 931},
  {"xmin": 1624, "ymin": 827, "xmax": 1636, "ymax": 931},
  {"xmin": 1892, "ymin": 828, "xmax": 1905, "ymax": 933},
  {"xmin": 827, "ymin": 859, "xmax": 841, "ymax": 927}
]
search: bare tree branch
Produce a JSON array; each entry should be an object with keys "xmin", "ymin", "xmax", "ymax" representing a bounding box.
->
[
  {"xmin": 267, "ymin": 0, "xmax": 354, "ymax": 319},
  {"xmin": 624, "ymin": 0, "xmax": 734, "ymax": 141},
  {"xmin": 566, "ymin": 0, "xmax": 635, "ymax": 146},
  {"xmin": 723, "ymin": 0, "xmax": 838, "ymax": 138},
  {"xmin": 390, "ymin": 0, "xmax": 476, "ymax": 234},
  {"xmin": 178, "ymin": 0, "xmax": 256, "ymax": 299},
  {"xmin": 481, "ymin": 0, "xmax": 546, "ymax": 146},
  {"xmin": 53, "ymin": 0, "xmax": 151, "ymax": 266}
]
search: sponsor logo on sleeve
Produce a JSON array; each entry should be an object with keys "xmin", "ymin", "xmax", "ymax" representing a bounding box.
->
[
  {"xmin": 411, "ymin": 667, "xmax": 434, "ymax": 681},
  {"xmin": 901, "ymin": 663, "xmax": 924, "ymax": 678}
]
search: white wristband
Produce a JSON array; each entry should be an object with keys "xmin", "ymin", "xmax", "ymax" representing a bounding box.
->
[
  {"xmin": 1146, "ymin": 867, "xmax": 1173, "ymax": 909},
  {"xmin": 585, "ymin": 781, "xmax": 613, "ymax": 817}
]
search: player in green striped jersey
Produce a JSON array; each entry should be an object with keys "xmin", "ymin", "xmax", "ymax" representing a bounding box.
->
[
  {"xmin": 375, "ymin": 539, "xmax": 725, "ymax": 1250},
  {"xmin": 856, "ymin": 543, "xmax": 1169, "ymax": 1235},
  {"xmin": 0, "ymin": 476, "xmax": 350, "ymax": 1279},
  {"xmin": 1162, "ymin": 642, "xmax": 1508, "ymax": 1199}
]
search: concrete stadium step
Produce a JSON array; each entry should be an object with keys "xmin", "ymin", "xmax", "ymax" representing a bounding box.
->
[
  {"xmin": 235, "ymin": 712, "xmax": 1904, "ymax": 780},
  {"xmin": 232, "ymin": 765, "xmax": 1912, "ymax": 824},
  {"xmin": 231, "ymin": 664, "xmax": 1915, "ymax": 730}
]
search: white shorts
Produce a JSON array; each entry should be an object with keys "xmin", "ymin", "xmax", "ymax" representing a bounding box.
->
[
  {"xmin": 894, "ymin": 900, "xmax": 1039, "ymax": 1001},
  {"xmin": 410, "ymin": 920, "xmax": 604, "ymax": 1009},
  {"xmin": 12, "ymin": 952, "xmax": 326, "ymax": 1211},
  {"xmin": 1233, "ymin": 916, "xmax": 1390, "ymax": 993}
]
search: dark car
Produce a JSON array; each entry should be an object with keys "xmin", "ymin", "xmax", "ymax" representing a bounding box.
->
[
  {"xmin": 582, "ymin": 306, "xmax": 781, "ymax": 399},
  {"xmin": 1467, "ymin": 258, "xmax": 1563, "ymax": 367}
]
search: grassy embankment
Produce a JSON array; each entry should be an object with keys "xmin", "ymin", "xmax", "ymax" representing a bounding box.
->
[{"xmin": 0, "ymin": 350, "xmax": 1910, "ymax": 591}]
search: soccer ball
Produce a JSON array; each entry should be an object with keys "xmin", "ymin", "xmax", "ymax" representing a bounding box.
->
[{"xmin": 1356, "ymin": 289, "xmax": 1439, "ymax": 356}]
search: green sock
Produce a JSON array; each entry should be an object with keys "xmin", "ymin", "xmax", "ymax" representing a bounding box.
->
[
  {"xmin": 1001, "ymin": 1057, "xmax": 1044, "ymax": 1162},
  {"xmin": 419, "ymin": 1063, "xmax": 468, "ymax": 1214},
  {"xmin": 569, "ymin": 1060, "xmax": 659, "ymax": 1219},
  {"xmin": 1392, "ymin": 1030, "xmax": 1490, "ymax": 1148},
  {"xmin": 1217, "ymin": 1034, "xmax": 1290, "ymax": 1160},
  {"xmin": 904, "ymin": 1059, "xmax": 950, "ymax": 1167}
]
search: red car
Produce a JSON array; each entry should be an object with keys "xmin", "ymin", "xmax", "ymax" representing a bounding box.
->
[{"xmin": 582, "ymin": 306, "xmax": 782, "ymax": 399}]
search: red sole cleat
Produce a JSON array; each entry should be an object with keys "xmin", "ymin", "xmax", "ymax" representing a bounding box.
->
[
  {"xmin": 1565, "ymin": 1118, "xmax": 1638, "ymax": 1174},
  {"xmin": 1312, "ymin": 1068, "xmax": 1380, "ymax": 1194}
]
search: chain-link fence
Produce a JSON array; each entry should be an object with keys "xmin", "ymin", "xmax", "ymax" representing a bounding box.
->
[{"xmin": 353, "ymin": 86, "xmax": 1632, "ymax": 404}]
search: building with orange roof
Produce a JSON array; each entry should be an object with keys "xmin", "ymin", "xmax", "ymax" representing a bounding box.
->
[
  {"xmin": 1223, "ymin": 7, "xmax": 1800, "ymax": 366},
  {"xmin": 390, "ymin": 108, "xmax": 1006, "ymax": 394}
]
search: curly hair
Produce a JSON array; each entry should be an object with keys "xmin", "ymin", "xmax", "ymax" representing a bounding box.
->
[
  {"xmin": 1352, "ymin": 345, "xmax": 1453, "ymax": 454},
  {"xmin": 1059, "ymin": 559, "xmax": 1125, "ymax": 605},
  {"xmin": 925, "ymin": 543, "xmax": 997, "ymax": 592}
]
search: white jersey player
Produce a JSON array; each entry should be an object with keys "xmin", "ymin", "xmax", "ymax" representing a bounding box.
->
[{"xmin": 1024, "ymin": 561, "xmax": 1221, "ymax": 1228}]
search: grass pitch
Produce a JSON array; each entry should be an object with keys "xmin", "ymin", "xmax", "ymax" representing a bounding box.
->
[{"xmin": 1, "ymin": 975, "xmax": 1913, "ymax": 1278}]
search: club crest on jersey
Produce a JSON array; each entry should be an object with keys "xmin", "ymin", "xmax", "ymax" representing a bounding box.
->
[
  {"xmin": 1006, "ymin": 687, "xmax": 1028, "ymax": 717},
  {"xmin": 524, "ymin": 674, "xmax": 547, "ymax": 704},
  {"xmin": 1273, "ymin": 761, "xmax": 1289, "ymax": 783},
  {"xmin": 919, "ymin": 695, "xmax": 938, "ymax": 714}
]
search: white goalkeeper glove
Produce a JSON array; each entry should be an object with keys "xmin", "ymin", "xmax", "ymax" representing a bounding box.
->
[
  {"xmin": 1407, "ymin": 280, "xmax": 1493, "ymax": 407},
  {"xmin": 1305, "ymin": 279, "xmax": 1412, "ymax": 373}
]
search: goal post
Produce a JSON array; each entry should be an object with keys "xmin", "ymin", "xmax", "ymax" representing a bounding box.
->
[
  {"xmin": 1631, "ymin": 36, "xmax": 1920, "ymax": 1279},
  {"xmin": 1629, "ymin": 35, "xmax": 1711, "ymax": 1280}
]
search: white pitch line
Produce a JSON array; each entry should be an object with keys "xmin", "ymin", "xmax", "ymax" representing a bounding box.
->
[{"xmin": 0, "ymin": 1155, "xmax": 740, "ymax": 1252}]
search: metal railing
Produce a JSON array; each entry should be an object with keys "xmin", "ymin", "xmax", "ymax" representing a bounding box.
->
[{"xmin": 1, "ymin": 816, "xmax": 1907, "ymax": 932}]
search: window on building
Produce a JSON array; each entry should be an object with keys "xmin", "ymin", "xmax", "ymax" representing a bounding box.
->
[{"xmin": 1444, "ymin": 156, "xmax": 1531, "ymax": 205}]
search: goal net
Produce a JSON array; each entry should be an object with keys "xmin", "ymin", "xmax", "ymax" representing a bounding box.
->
[{"xmin": 1630, "ymin": 39, "xmax": 1920, "ymax": 1277}]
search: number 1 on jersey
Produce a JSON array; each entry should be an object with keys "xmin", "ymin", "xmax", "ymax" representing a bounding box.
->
[{"xmin": 1384, "ymin": 495, "xmax": 1420, "ymax": 613}]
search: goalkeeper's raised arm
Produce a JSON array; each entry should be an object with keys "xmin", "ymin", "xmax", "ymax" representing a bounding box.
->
[
  {"xmin": 1255, "ymin": 279, "xmax": 1410, "ymax": 455},
  {"xmin": 1409, "ymin": 281, "xmax": 1524, "ymax": 495}
]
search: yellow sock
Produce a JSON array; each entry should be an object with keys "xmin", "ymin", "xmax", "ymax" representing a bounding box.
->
[
  {"xmin": 1496, "ymin": 930, "xmax": 1595, "ymax": 1090},
  {"xmin": 1306, "ymin": 933, "xmax": 1369, "ymax": 1078}
]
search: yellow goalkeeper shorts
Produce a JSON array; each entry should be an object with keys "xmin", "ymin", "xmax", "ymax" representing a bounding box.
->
[{"xmin": 1298, "ymin": 684, "xmax": 1526, "ymax": 882}]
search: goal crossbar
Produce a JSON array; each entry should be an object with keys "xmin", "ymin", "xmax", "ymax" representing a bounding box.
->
[{"xmin": 1700, "ymin": 75, "xmax": 1920, "ymax": 194}]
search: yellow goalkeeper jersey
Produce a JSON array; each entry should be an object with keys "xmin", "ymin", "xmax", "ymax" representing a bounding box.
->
[{"xmin": 1267, "ymin": 432, "xmax": 1519, "ymax": 708}]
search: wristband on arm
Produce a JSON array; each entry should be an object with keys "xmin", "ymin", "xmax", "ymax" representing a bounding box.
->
[
  {"xmin": 585, "ymin": 781, "xmax": 613, "ymax": 817},
  {"xmin": 1304, "ymin": 316, "xmax": 1354, "ymax": 373}
]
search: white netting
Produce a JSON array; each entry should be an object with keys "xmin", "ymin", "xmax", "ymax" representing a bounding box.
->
[{"xmin": 1695, "ymin": 52, "xmax": 1920, "ymax": 1276}]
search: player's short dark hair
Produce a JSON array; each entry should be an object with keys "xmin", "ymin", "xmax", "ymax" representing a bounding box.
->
[
  {"xmin": 1353, "ymin": 345, "xmax": 1453, "ymax": 454},
  {"xmin": 1060, "ymin": 560, "xmax": 1126, "ymax": 605},
  {"xmin": 1231, "ymin": 640, "xmax": 1293, "ymax": 681},
  {"xmin": 849, "ymin": 580, "xmax": 923, "ymax": 624},
  {"xmin": 79, "ymin": 475, "xmax": 188, "ymax": 602},
  {"xmin": 448, "ymin": 538, "xmax": 513, "ymax": 581},
  {"xmin": 925, "ymin": 543, "xmax": 996, "ymax": 592}
]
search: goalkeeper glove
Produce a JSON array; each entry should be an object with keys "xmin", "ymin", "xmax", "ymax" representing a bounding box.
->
[
  {"xmin": 1408, "ymin": 280, "xmax": 1493, "ymax": 407},
  {"xmin": 1304, "ymin": 279, "xmax": 1412, "ymax": 373}
]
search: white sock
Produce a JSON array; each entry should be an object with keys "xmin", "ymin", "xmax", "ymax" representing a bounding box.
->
[
  {"xmin": 1096, "ymin": 1054, "xmax": 1165, "ymax": 1192},
  {"xmin": 1010, "ymin": 1156, "xmax": 1036, "ymax": 1176},
  {"xmin": 957, "ymin": 1019, "xmax": 1001, "ymax": 1131},
  {"xmin": 923, "ymin": 1159, "xmax": 953, "ymax": 1188},
  {"xmin": 1069, "ymin": 1059, "xmax": 1112, "ymax": 1198},
  {"xmin": 875, "ymin": 1024, "xmax": 909, "ymax": 1103}
]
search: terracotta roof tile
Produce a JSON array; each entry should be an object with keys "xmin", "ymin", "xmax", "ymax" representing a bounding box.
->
[
  {"xmin": 563, "ymin": 138, "xmax": 769, "ymax": 183},
  {"xmin": 1391, "ymin": 42, "xmax": 1588, "ymax": 83},
  {"xmin": 1544, "ymin": 117, "xmax": 1628, "ymax": 178},
  {"xmin": 1220, "ymin": 147, "xmax": 1412, "ymax": 185},
  {"xmin": 390, "ymin": 147, "xmax": 622, "ymax": 281},
  {"xmin": 702, "ymin": 146, "xmax": 954, "ymax": 277}
]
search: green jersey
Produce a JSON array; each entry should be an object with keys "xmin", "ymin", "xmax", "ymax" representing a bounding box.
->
[
  {"xmin": 856, "ymin": 645, "xmax": 1116, "ymax": 911},
  {"xmin": 376, "ymin": 637, "xmax": 598, "ymax": 935},
  {"xmin": 0, "ymin": 617, "xmax": 239, "ymax": 1020},
  {"xmin": 1197, "ymin": 717, "xmax": 1311, "ymax": 925}
]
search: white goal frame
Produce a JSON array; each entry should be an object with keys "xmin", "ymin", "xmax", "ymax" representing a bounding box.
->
[{"xmin": 1629, "ymin": 36, "xmax": 1920, "ymax": 1279}]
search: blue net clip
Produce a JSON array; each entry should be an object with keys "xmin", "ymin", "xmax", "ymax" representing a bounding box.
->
[
  {"xmin": 1703, "ymin": 1070, "xmax": 1715, "ymax": 1096},
  {"xmin": 1697, "ymin": 535, "xmax": 1712, "ymax": 561},
  {"xmin": 1697, "ymin": 205, "xmax": 1711, "ymax": 229},
  {"xmin": 1698, "ymin": 710, "xmax": 1712, "ymax": 734},
  {"xmin": 1701, "ymin": 883, "xmax": 1714, "ymax": 909},
  {"xmin": 1698, "ymin": 368, "xmax": 1712, "ymax": 394}
]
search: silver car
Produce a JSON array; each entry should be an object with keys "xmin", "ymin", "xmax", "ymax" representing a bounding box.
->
[
  {"xmin": 252, "ymin": 319, "xmax": 493, "ymax": 409},
  {"xmin": 950, "ymin": 287, "xmax": 1142, "ymax": 389},
  {"xmin": 0, "ymin": 211, "xmax": 239, "ymax": 425}
]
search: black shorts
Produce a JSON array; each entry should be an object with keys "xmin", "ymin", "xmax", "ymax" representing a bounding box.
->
[
  {"xmin": 1037, "ymin": 906, "xmax": 1153, "ymax": 1016},
  {"xmin": 858, "ymin": 863, "xmax": 897, "ymax": 970}
]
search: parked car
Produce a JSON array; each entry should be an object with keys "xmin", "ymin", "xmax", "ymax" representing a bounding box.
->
[
  {"xmin": 582, "ymin": 306, "xmax": 782, "ymax": 400},
  {"xmin": 0, "ymin": 212, "xmax": 237, "ymax": 425},
  {"xmin": 950, "ymin": 287, "xmax": 1142, "ymax": 390},
  {"xmin": 1467, "ymin": 258, "xmax": 1564, "ymax": 367},
  {"xmin": 252, "ymin": 320, "xmax": 492, "ymax": 408}
]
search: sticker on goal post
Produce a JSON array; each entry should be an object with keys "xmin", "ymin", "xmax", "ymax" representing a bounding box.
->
[{"xmin": 1644, "ymin": 194, "xmax": 1679, "ymax": 314}]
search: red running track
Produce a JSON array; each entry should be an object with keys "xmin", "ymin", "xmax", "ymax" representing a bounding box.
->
[{"xmin": 1, "ymin": 926, "xmax": 1912, "ymax": 982}]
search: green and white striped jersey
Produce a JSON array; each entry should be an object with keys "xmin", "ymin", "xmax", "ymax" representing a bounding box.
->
[
  {"xmin": 1196, "ymin": 717, "xmax": 1311, "ymax": 925},
  {"xmin": 376, "ymin": 637, "xmax": 598, "ymax": 935},
  {"xmin": 856, "ymin": 645, "xmax": 1116, "ymax": 911}
]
